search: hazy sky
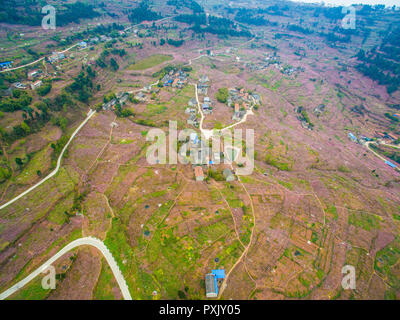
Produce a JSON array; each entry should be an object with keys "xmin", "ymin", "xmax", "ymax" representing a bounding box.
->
[{"xmin": 289, "ymin": 0, "xmax": 399, "ymax": 6}]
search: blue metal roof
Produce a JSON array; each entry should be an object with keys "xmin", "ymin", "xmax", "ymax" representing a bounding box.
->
[
  {"xmin": 212, "ymin": 269, "xmax": 225, "ymax": 279},
  {"xmin": 385, "ymin": 160, "xmax": 397, "ymax": 168},
  {"xmin": 348, "ymin": 132, "xmax": 357, "ymax": 141}
]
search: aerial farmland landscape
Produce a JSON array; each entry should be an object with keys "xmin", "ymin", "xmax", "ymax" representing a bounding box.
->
[{"xmin": 0, "ymin": 0, "xmax": 399, "ymax": 305}]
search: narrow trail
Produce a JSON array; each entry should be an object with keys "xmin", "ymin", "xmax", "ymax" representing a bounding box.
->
[
  {"xmin": 191, "ymin": 62, "xmax": 258, "ymax": 298},
  {"xmin": 0, "ymin": 34, "xmax": 258, "ymax": 300},
  {"xmin": 218, "ymin": 165, "xmax": 256, "ymax": 298}
]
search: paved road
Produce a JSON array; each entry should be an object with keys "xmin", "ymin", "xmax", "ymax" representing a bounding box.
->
[
  {"xmin": 193, "ymin": 83, "xmax": 254, "ymax": 140},
  {"xmin": 0, "ymin": 109, "xmax": 96, "ymax": 210},
  {"xmin": 365, "ymin": 141, "xmax": 400, "ymax": 172},
  {"xmin": 0, "ymin": 15, "xmax": 177, "ymax": 74},
  {"xmin": 0, "ymin": 237, "xmax": 132, "ymax": 300},
  {"xmin": 0, "ymin": 44, "xmax": 78, "ymax": 73},
  {"xmin": 124, "ymin": 15, "xmax": 176, "ymax": 32},
  {"xmin": 366, "ymin": 141, "xmax": 392, "ymax": 162}
]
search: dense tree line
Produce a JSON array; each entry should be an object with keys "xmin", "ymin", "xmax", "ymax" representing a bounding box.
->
[
  {"xmin": 234, "ymin": 9, "xmax": 272, "ymax": 26},
  {"xmin": 355, "ymin": 28, "xmax": 400, "ymax": 94},
  {"xmin": 167, "ymin": 39, "xmax": 184, "ymax": 47},
  {"xmin": 216, "ymin": 88, "xmax": 228, "ymax": 103},
  {"xmin": 287, "ymin": 24, "xmax": 313, "ymax": 35},
  {"xmin": 0, "ymin": 91, "xmax": 72, "ymax": 145},
  {"xmin": 167, "ymin": 0, "xmax": 203, "ymax": 13},
  {"xmin": 0, "ymin": 1, "xmax": 100, "ymax": 26},
  {"xmin": 66, "ymin": 66, "xmax": 96, "ymax": 103},
  {"xmin": 0, "ymin": 90, "xmax": 32, "ymax": 112},
  {"xmin": 175, "ymin": 13, "xmax": 252, "ymax": 38},
  {"xmin": 128, "ymin": 2, "xmax": 161, "ymax": 24}
]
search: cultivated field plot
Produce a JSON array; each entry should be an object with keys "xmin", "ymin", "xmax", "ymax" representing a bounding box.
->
[{"xmin": 0, "ymin": 0, "xmax": 400, "ymax": 301}]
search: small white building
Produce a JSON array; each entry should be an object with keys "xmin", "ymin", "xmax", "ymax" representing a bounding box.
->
[{"xmin": 31, "ymin": 80, "xmax": 42, "ymax": 90}]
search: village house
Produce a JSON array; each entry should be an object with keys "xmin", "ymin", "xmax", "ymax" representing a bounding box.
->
[
  {"xmin": 188, "ymin": 98, "xmax": 197, "ymax": 107},
  {"xmin": 162, "ymin": 69, "xmax": 188, "ymax": 88},
  {"xmin": 28, "ymin": 70, "xmax": 41, "ymax": 80},
  {"xmin": 13, "ymin": 82, "xmax": 27, "ymax": 89},
  {"xmin": 100, "ymin": 35, "xmax": 112, "ymax": 42},
  {"xmin": 202, "ymin": 103, "xmax": 212, "ymax": 115},
  {"xmin": 78, "ymin": 41, "xmax": 88, "ymax": 49},
  {"xmin": 205, "ymin": 274, "xmax": 217, "ymax": 298},
  {"xmin": 185, "ymin": 107, "xmax": 196, "ymax": 114},
  {"xmin": 135, "ymin": 92, "xmax": 147, "ymax": 102},
  {"xmin": 213, "ymin": 152, "xmax": 221, "ymax": 163},
  {"xmin": 197, "ymin": 75, "xmax": 210, "ymax": 95},
  {"xmin": 348, "ymin": 132, "xmax": 358, "ymax": 143},
  {"xmin": 102, "ymin": 98, "xmax": 117, "ymax": 111},
  {"xmin": 205, "ymin": 270, "xmax": 225, "ymax": 298},
  {"xmin": 30, "ymin": 80, "xmax": 42, "ymax": 90},
  {"xmin": 223, "ymin": 168, "xmax": 235, "ymax": 182},
  {"xmin": 187, "ymin": 114, "xmax": 197, "ymax": 125},
  {"xmin": 191, "ymin": 146, "xmax": 209, "ymax": 165},
  {"xmin": 117, "ymin": 92, "xmax": 129, "ymax": 104},
  {"xmin": 0, "ymin": 61, "xmax": 13, "ymax": 70},
  {"xmin": 48, "ymin": 52, "xmax": 65, "ymax": 63},
  {"xmin": 89, "ymin": 37, "xmax": 99, "ymax": 44}
]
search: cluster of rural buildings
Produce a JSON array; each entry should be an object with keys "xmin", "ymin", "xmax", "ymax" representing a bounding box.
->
[
  {"xmin": 10, "ymin": 69, "xmax": 45, "ymax": 91},
  {"xmin": 89, "ymin": 35, "xmax": 113, "ymax": 44},
  {"xmin": 347, "ymin": 131, "xmax": 399, "ymax": 170},
  {"xmin": 176, "ymin": 132, "xmax": 237, "ymax": 184},
  {"xmin": 186, "ymin": 98, "xmax": 199, "ymax": 127},
  {"xmin": 48, "ymin": 52, "xmax": 66, "ymax": 64},
  {"xmin": 197, "ymin": 75, "xmax": 209, "ymax": 95},
  {"xmin": 161, "ymin": 69, "xmax": 189, "ymax": 89},
  {"xmin": 227, "ymin": 88, "xmax": 260, "ymax": 121},
  {"xmin": 245, "ymin": 53, "xmax": 303, "ymax": 76},
  {"xmin": 205, "ymin": 269, "xmax": 225, "ymax": 298},
  {"xmin": 0, "ymin": 61, "xmax": 13, "ymax": 70},
  {"xmin": 102, "ymin": 92, "xmax": 129, "ymax": 111},
  {"xmin": 348, "ymin": 131, "xmax": 398, "ymax": 145}
]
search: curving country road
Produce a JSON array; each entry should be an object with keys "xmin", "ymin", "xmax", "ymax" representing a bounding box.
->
[
  {"xmin": 1, "ymin": 16, "xmax": 177, "ymax": 74},
  {"xmin": 0, "ymin": 237, "xmax": 132, "ymax": 300},
  {"xmin": 193, "ymin": 83, "xmax": 255, "ymax": 140},
  {"xmin": 0, "ymin": 44, "xmax": 79, "ymax": 74},
  {"xmin": 0, "ymin": 33, "xmax": 258, "ymax": 300},
  {"xmin": 0, "ymin": 109, "xmax": 96, "ymax": 210}
]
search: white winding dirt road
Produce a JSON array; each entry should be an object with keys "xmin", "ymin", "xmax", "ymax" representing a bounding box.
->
[
  {"xmin": 0, "ymin": 237, "xmax": 132, "ymax": 300},
  {"xmin": 0, "ymin": 33, "xmax": 258, "ymax": 300},
  {"xmin": 365, "ymin": 141, "xmax": 399, "ymax": 170},
  {"xmin": 0, "ymin": 109, "xmax": 96, "ymax": 210},
  {"xmin": 0, "ymin": 44, "xmax": 78, "ymax": 74},
  {"xmin": 0, "ymin": 15, "xmax": 177, "ymax": 74}
]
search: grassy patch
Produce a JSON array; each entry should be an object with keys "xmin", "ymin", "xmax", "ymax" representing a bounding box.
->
[
  {"xmin": 348, "ymin": 211, "xmax": 381, "ymax": 231},
  {"xmin": 326, "ymin": 205, "xmax": 338, "ymax": 221},
  {"xmin": 7, "ymin": 277, "xmax": 51, "ymax": 300},
  {"xmin": 119, "ymin": 139, "xmax": 134, "ymax": 144},
  {"xmin": 265, "ymin": 154, "xmax": 292, "ymax": 171},
  {"xmin": 129, "ymin": 54, "xmax": 173, "ymax": 70},
  {"xmin": 374, "ymin": 236, "xmax": 400, "ymax": 289},
  {"xmin": 278, "ymin": 180, "xmax": 293, "ymax": 190},
  {"xmin": 93, "ymin": 259, "xmax": 118, "ymax": 300},
  {"xmin": 145, "ymin": 104, "xmax": 167, "ymax": 117}
]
